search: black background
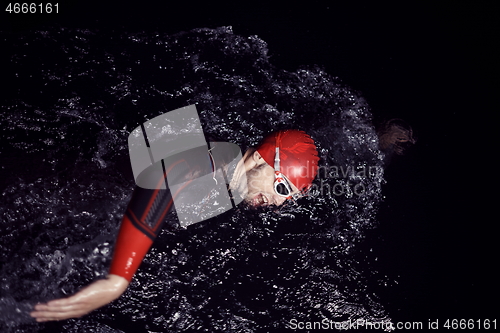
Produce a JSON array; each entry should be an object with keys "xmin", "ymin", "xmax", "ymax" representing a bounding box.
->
[{"xmin": 1, "ymin": 0, "xmax": 498, "ymax": 329}]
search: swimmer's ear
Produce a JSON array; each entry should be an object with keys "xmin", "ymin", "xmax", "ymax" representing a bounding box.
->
[{"xmin": 252, "ymin": 150, "xmax": 266, "ymax": 166}]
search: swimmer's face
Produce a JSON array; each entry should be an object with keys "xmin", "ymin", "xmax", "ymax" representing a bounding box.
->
[{"xmin": 244, "ymin": 162, "xmax": 301, "ymax": 207}]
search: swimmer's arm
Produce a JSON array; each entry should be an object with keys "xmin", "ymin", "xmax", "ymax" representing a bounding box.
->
[
  {"xmin": 30, "ymin": 183, "xmax": 168, "ymax": 322},
  {"xmin": 30, "ymin": 274, "xmax": 128, "ymax": 322},
  {"xmin": 30, "ymin": 159, "xmax": 191, "ymax": 322}
]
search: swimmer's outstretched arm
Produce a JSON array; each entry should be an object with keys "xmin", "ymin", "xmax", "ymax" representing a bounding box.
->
[
  {"xmin": 30, "ymin": 158, "xmax": 200, "ymax": 321},
  {"xmin": 30, "ymin": 274, "xmax": 129, "ymax": 322},
  {"xmin": 30, "ymin": 182, "xmax": 174, "ymax": 321}
]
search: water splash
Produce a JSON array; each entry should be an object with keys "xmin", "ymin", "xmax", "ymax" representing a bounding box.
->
[{"xmin": 0, "ymin": 26, "xmax": 393, "ymax": 332}]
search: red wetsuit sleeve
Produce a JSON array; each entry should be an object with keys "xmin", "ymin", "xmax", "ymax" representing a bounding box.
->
[
  {"xmin": 109, "ymin": 184, "xmax": 175, "ymax": 282},
  {"xmin": 108, "ymin": 214, "xmax": 153, "ymax": 282},
  {"xmin": 109, "ymin": 147, "xmax": 212, "ymax": 282}
]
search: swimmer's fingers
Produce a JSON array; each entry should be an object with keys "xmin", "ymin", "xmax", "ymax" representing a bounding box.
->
[
  {"xmin": 30, "ymin": 304, "xmax": 92, "ymax": 322},
  {"xmin": 30, "ymin": 274, "xmax": 129, "ymax": 322},
  {"xmin": 32, "ymin": 296, "xmax": 86, "ymax": 312},
  {"xmin": 31, "ymin": 296, "xmax": 99, "ymax": 321}
]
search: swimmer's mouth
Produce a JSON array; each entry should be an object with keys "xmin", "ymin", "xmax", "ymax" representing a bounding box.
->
[{"xmin": 251, "ymin": 193, "xmax": 269, "ymax": 206}]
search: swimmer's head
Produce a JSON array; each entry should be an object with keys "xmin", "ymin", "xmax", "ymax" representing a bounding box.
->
[
  {"xmin": 256, "ymin": 129, "xmax": 320, "ymax": 193},
  {"xmin": 232, "ymin": 129, "xmax": 319, "ymax": 207}
]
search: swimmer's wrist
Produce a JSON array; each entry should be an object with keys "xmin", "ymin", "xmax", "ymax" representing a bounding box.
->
[{"xmin": 106, "ymin": 274, "xmax": 130, "ymax": 294}]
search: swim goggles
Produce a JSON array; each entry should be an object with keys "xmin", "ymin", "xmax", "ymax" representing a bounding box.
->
[{"xmin": 273, "ymin": 146, "xmax": 296, "ymax": 199}]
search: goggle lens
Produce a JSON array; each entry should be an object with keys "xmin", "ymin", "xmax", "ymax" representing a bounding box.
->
[
  {"xmin": 275, "ymin": 182, "xmax": 290, "ymax": 196},
  {"xmin": 274, "ymin": 173, "xmax": 292, "ymax": 197}
]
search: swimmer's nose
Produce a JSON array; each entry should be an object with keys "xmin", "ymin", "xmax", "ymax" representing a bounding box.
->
[{"xmin": 272, "ymin": 194, "xmax": 287, "ymax": 206}]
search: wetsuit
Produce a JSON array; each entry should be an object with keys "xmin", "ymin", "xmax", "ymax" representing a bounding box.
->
[{"xmin": 109, "ymin": 142, "xmax": 242, "ymax": 282}]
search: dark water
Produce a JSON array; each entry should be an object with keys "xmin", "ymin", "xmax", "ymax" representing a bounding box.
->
[{"xmin": 1, "ymin": 27, "xmax": 393, "ymax": 332}]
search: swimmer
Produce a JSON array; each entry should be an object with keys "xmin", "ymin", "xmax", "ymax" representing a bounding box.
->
[{"xmin": 30, "ymin": 129, "xmax": 319, "ymax": 322}]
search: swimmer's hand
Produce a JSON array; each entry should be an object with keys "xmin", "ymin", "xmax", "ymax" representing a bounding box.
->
[{"xmin": 30, "ymin": 274, "xmax": 129, "ymax": 322}]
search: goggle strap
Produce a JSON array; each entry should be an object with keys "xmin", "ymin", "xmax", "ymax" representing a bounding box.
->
[{"xmin": 274, "ymin": 147, "xmax": 280, "ymax": 172}]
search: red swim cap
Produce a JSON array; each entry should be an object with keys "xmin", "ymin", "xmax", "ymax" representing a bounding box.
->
[{"xmin": 256, "ymin": 129, "xmax": 319, "ymax": 191}]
